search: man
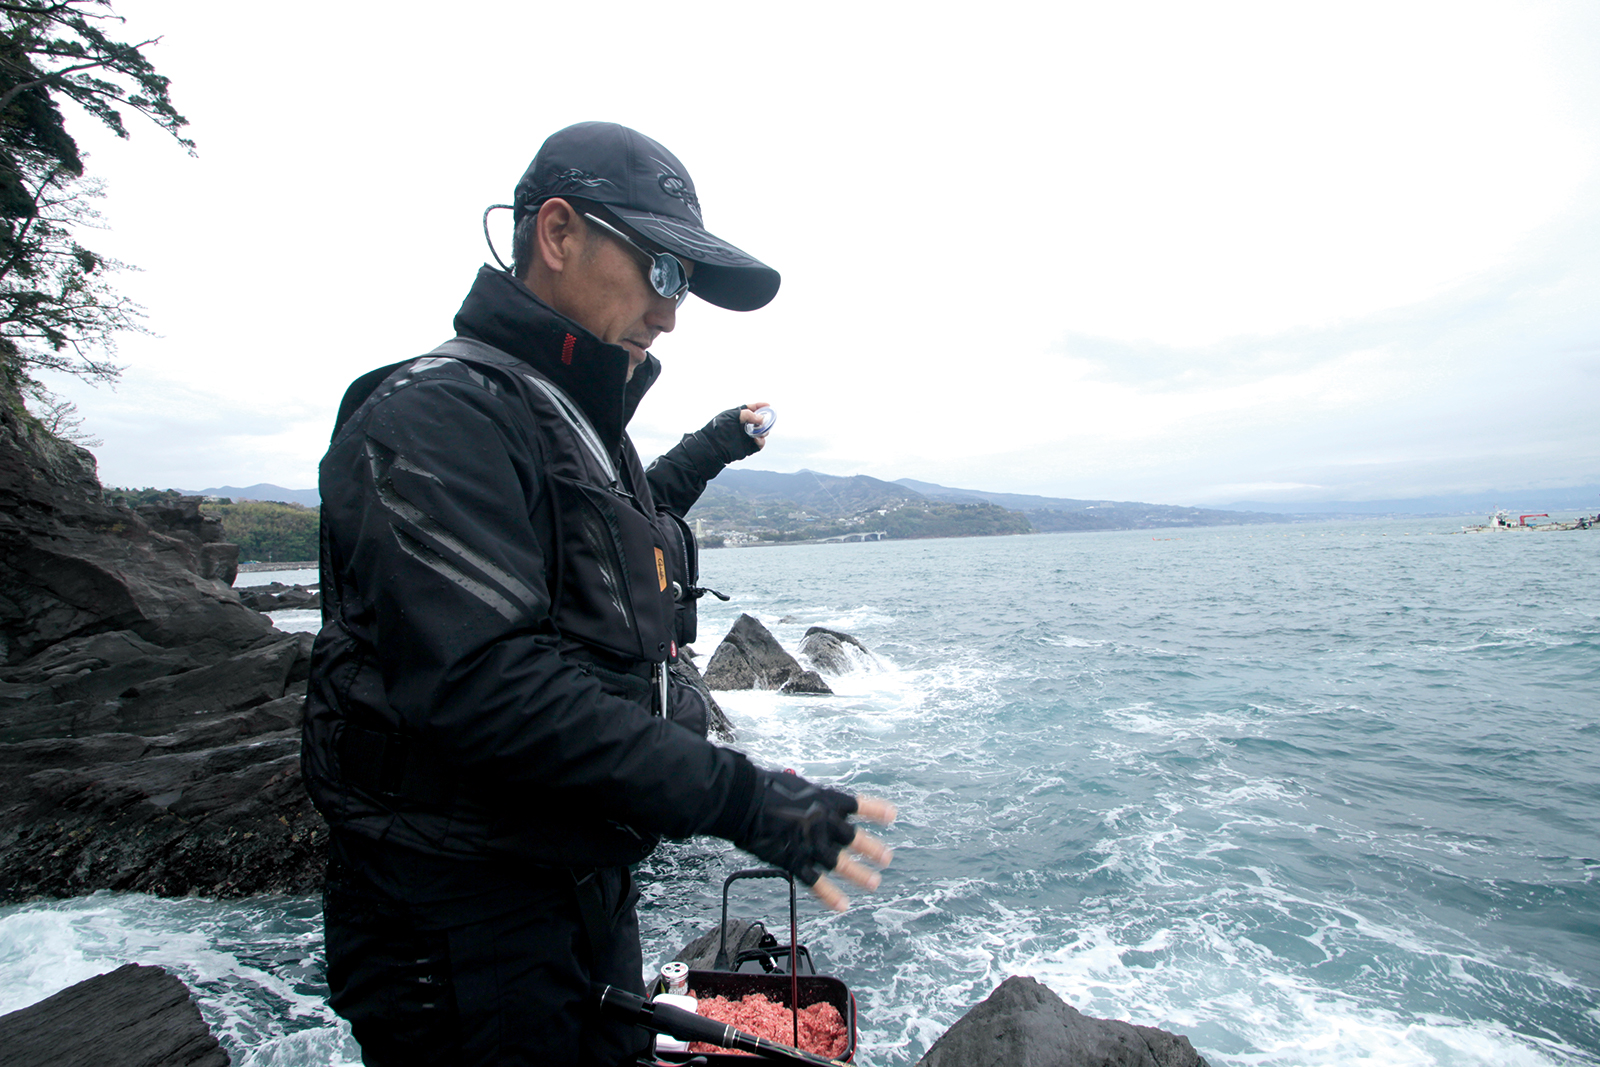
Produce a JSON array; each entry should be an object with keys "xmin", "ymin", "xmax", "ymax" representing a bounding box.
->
[{"xmin": 301, "ymin": 121, "xmax": 893, "ymax": 1067}]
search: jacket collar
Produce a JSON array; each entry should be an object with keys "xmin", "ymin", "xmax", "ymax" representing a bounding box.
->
[{"xmin": 451, "ymin": 265, "xmax": 659, "ymax": 456}]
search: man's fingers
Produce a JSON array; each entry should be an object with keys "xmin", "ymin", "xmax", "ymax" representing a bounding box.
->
[
  {"xmin": 848, "ymin": 828, "xmax": 892, "ymax": 869},
  {"xmin": 854, "ymin": 795, "xmax": 896, "ymax": 827},
  {"xmin": 809, "ymin": 806, "xmax": 896, "ymax": 912},
  {"xmin": 833, "ymin": 852, "xmax": 881, "ymax": 891},
  {"xmin": 810, "ymin": 874, "xmax": 848, "ymax": 912}
]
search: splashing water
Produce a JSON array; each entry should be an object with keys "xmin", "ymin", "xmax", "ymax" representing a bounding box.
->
[{"xmin": 4, "ymin": 520, "xmax": 1597, "ymax": 1065}]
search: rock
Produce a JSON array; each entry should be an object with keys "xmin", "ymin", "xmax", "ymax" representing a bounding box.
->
[
  {"xmin": 779, "ymin": 668, "xmax": 832, "ymax": 694},
  {"xmin": 199, "ymin": 543, "xmax": 239, "ymax": 587},
  {"xmin": 0, "ymin": 961, "xmax": 229, "ymax": 1066},
  {"xmin": 235, "ymin": 582, "xmax": 320, "ymax": 612},
  {"xmin": 0, "ymin": 694, "xmax": 327, "ymax": 900},
  {"xmin": 671, "ymin": 918, "xmax": 777, "ymax": 971},
  {"xmin": 0, "ymin": 620, "xmax": 319, "ymax": 902},
  {"xmin": 114, "ymin": 635, "xmax": 300, "ymax": 730},
  {"xmin": 0, "ymin": 633, "xmax": 310, "ymax": 744},
  {"xmin": 0, "ymin": 400, "xmax": 326, "ymax": 901},
  {"xmin": 130, "ymin": 496, "xmax": 240, "ymax": 586},
  {"xmin": 703, "ymin": 614, "xmax": 832, "ymax": 695},
  {"xmin": 798, "ymin": 626, "xmax": 872, "ymax": 676},
  {"xmin": 915, "ymin": 975, "xmax": 1209, "ymax": 1067},
  {"xmin": 670, "ymin": 651, "xmax": 735, "ymax": 741},
  {"xmin": 0, "ymin": 402, "xmax": 268, "ymax": 666}
]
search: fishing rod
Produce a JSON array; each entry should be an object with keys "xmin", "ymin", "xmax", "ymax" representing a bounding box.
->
[{"xmin": 596, "ymin": 985, "xmax": 847, "ymax": 1067}]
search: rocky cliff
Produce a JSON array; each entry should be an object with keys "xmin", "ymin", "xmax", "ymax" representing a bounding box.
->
[{"xmin": 0, "ymin": 397, "xmax": 325, "ymax": 901}]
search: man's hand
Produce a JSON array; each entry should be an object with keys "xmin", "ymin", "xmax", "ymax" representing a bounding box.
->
[
  {"xmin": 740, "ymin": 402, "xmax": 772, "ymax": 450},
  {"xmin": 736, "ymin": 770, "xmax": 895, "ymax": 911},
  {"xmin": 809, "ymin": 795, "xmax": 895, "ymax": 911}
]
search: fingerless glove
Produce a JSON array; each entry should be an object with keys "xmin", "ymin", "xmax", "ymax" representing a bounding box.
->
[{"xmin": 735, "ymin": 769, "xmax": 858, "ymax": 885}]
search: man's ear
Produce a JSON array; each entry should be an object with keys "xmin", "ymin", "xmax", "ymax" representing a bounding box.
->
[{"xmin": 532, "ymin": 197, "xmax": 583, "ymax": 279}]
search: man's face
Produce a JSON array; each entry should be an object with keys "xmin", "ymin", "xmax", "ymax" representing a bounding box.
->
[{"xmin": 554, "ymin": 216, "xmax": 692, "ymax": 379}]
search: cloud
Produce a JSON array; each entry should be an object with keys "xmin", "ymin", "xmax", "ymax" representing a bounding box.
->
[{"xmin": 33, "ymin": 0, "xmax": 1600, "ymax": 507}]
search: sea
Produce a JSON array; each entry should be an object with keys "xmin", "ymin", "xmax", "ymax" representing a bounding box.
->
[{"xmin": 2, "ymin": 517, "xmax": 1597, "ymax": 1066}]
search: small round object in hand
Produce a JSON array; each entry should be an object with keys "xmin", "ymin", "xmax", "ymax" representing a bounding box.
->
[{"xmin": 745, "ymin": 407, "xmax": 776, "ymax": 437}]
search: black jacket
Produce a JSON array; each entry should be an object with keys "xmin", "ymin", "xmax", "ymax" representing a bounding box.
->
[{"xmin": 302, "ymin": 266, "xmax": 761, "ymax": 866}]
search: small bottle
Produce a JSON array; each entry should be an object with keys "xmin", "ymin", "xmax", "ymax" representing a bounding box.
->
[
  {"xmin": 653, "ymin": 962, "xmax": 697, "ymax": 1055},
  {"xmin": 660, "ymin": 961, "xmax": 690, "ymax": 996},
  {"xmin": 745, "ymin": 407, "xmax": 777, "ymax": 437}
]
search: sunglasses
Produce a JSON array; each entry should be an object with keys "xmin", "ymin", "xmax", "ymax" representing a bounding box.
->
[{"xmin": 583, "ymin": 213, "xmax": 691, "ymax": 306}]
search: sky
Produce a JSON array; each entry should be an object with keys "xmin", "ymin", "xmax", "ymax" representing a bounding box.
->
[{"xmin": 39, "ymin": 1, "xmax": 1600, "ymax": 506}]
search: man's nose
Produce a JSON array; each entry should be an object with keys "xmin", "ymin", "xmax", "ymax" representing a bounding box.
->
[{"xmin": 646, "ymin": 293, "xmax": 678, "ymax": 334}]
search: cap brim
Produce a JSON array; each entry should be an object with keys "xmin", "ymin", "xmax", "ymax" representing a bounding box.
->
[{"xmin": 611, "ymin": 208, "xmax": 781, "ymax": 312}]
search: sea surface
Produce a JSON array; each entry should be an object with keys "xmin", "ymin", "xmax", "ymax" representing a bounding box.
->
[{"xmin": 3, "ymin": 519, "xmax": 1597, "ymax": 1066}]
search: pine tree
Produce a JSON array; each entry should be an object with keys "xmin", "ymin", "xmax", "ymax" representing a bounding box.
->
[{"xmin": 0, "ymin": 0, "xmax": 191, "ymax": 404}]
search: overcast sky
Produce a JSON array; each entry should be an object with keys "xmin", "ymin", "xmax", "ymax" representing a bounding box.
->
[{"xmin": 42, "ymin": 1, "xmax": 1600, "ymax": 506}]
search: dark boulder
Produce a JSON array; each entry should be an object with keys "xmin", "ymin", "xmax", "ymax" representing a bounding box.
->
[
  {"xmin": 114, "ymin": 635, "xmax": 300, "ymax": 729},
  {"xmin": 235, "ymin": 582, "xmax": 320, "ymax": 612},
  {"xmin": 670, "ymin": 918, "xmax": 777, "ymax": 971},
  {"xmin": 797, "ymin": 626, "xmax": 872, "ymax": 676},
  {"xmin": 915, "ymin": 975, "xmax": 1209, "ymax": 1067},
  {"xmin": 779, "ymin": 668, "xmax": 832, "ymax": 694},
  {"xmin": 703, "ymin": 614, "xmax": 833, "ymax": 695},
  {"xmin": 0, "ymin": 962, "xmax": 229, "ymax": 1066}
]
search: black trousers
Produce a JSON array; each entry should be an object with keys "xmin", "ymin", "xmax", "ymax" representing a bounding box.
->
[{"xmin": 323, "ymin": 832, "xmax": 649, "ymax": 1067}]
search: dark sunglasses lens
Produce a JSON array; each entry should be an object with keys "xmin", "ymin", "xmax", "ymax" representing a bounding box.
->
[{"xmin": 651, "ymin": 255, "xmax": 688, "ymax": 301}]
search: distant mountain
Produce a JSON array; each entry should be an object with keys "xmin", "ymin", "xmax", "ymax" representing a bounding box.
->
[
  {"xmin": 183, "ymin": 484, "xmax": 321, "ymax": 508},
  {"xmin": 895, "ymin": 478, "xmax": 1288, "ymax": 530},
  {"xmin": 704, "ymin": 469, "xmax": 921, "ymax": 516},
  {"xmin": 690, "ymin": 470, "xmax": 1027, "ymax": 542},
  {"xmin": 1218, "ymin": 484, "xmax": 1600, "ymax": 516},
  {"xmin": 689, "ymin": 472, "xmax": 1289, "ymax": 538},
  {"xmin": 896, "ymin": 478, "xmax": 1105, "ymax": 511}
]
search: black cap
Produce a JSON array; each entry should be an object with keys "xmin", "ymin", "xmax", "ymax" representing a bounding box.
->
[{"xmin": 513, "ymin": 122, "xmax": 780, "ymax": 312}]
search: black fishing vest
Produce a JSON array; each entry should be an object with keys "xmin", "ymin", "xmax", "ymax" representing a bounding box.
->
[{"xmin": 335, "ymin": 337, "xmax": 684, "ymax": 699}]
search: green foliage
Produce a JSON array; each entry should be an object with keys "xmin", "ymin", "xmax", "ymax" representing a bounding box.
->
[
  {"xmin": 104, "ymin": 487, "xmax": 317, "ymax": 561},
  {"xmin": 103, "ymin": 485, "xmax": 190, "ymax": 506},
  {"xmin": 0, "ymin": 0, "xmax": 191, "ymax": 400},
  {"xmin": 862, "ymin": 502, "xmax": 1032, "ymax": 540},
  {"xmin": 202, "ymin": 500, "xmax": 319, "ymax": 563}
]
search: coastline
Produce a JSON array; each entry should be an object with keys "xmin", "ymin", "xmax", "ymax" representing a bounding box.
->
[{"xmin": 237, "ymin": 560, "xmax": 318, "ymax": 573}]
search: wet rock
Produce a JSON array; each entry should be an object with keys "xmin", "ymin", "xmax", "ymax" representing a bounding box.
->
[
  {"xmin": 779, "ymin": 668, "xmax": 832, "ymax": 695},
  {"xmin": 915, "ymin": 975, "xmax": 1210, "ymax": 1067},
  {"xmin": 235, "ymin": 582, "xmax": 320, "ymax": 612},
  {"xmin": 0, "ymin": 695, "xmax": 325, "ymax": 900},
  {"xmin": 797, "ymin": 626, "xmax": 872, "ymax": 676},
  {"xmin": 671, "ymin": 918, "xmax": 780, "ymax": 971},
  {"xmin": 703, "ymin": 614, "xmax": 833, "ymax": 695},
  {"xmin": 0, "ymin": 962, "xmax": 229, "ymax": 1066}
]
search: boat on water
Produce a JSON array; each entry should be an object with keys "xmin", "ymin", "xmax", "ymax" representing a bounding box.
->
[{"xmin": 1461, "ymin": 508, "xmax": 1598, "ymax": 532}]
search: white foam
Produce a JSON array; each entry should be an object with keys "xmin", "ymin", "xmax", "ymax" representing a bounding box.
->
[
  {"xmin": 234, "ymin": 1021, "xmax": 362, "ymax": 1067},
  {"xmin": 236, "ymin": 568, "xmax": 317, "ymax": 588},
  {"xmin": 266, "ymin": 608, "xmax": 320, "ymax": 633},
  {"xmin": 0, "ymin": 894, "xmax": 342, "ymax": 1062}
]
